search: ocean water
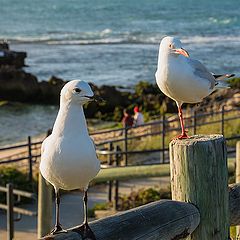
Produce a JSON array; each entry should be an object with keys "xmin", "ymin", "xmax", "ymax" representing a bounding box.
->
[
  {"xmin": 0, "ymin": 0, "xmax": 239, "ymax": 145},
  {"xmin": 1, "ymin": 0, "xmax": 239, "ymax": 85}
]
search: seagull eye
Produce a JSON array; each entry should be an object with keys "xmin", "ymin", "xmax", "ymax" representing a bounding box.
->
[
  {"xmin": 169, "ymin": 44, "xmax": 173, "ymax": 48},
  {"xmin": 74, "ymin": 88, "xmax": 81, "ymax": 94}
]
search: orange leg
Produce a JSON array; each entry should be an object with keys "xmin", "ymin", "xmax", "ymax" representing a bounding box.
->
[{"xmin": 176, "ymin": 106, "xmax": 189, "ymax": 139}]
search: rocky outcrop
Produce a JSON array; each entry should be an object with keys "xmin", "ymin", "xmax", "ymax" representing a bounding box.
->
[
  {"xmin": 0, "ymin": 43, "xmax": 239, "ymax": 120},
  {"xmin": 0, "ymin": 66, "xmax": 65, "ymax": 104},
  {"xmin": 0, "ymin": 42, "xmax": 26, "ymax": 69}
]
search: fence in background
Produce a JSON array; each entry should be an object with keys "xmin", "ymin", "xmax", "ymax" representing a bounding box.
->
[
  {"xmin": 0, "ymin": 107, "xmax": 239, "ymax": 174},
  {"xmin": 0, "ymin": 183, "xmax": 37, "ymax": 240},
  {"xmin": 93, "ymin": 106, "xmax": 240, "ymax": 164}
]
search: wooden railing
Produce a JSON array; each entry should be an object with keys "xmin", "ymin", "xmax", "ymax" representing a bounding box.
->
[
  {"xmin": 39, "ymin": 137, "xmax": 240, "ymax": 240},
  {"xmin": 0, "ymin": 107, "xmax": 239, "ymax": 177},
  {"xmin": 0, "ymin": 183, "xmax": 37, "ymax": 240},
  {"xmin": 93, "ymin": 106, "xmax": 240, "ymax": 164}
]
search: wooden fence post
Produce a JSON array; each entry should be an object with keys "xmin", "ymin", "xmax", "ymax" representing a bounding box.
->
[
  {"xmin": 170, "ymin": 135, "xmax": 229, "ymax": 240},
  {"xmin": 27, "ymin": 136, "xmax": 33, "ymax": 183},
  {"xmin": 161, "ymin": 114, "xmax": 166, "ymax": 163},
  {"xmin": 124, "ymin": 128, "xmax": 128, "ymax": 166},
  {"xmin": 236, "ymin": 141, "xmax": 240, "ymax": 239},
  {"xmin": 7, "ymin": 183, "xmax": 14, "ymax": 240},
  {"xmin": 108, "ymin": 142, "xmax": 114, "ymax": 203},
  {"xmin": 114, "ymin": 145, "xmax": 121, "ymax": 211},
  {"xmin": 38, "ymin": 173, "xmax": 53, "ymax": 238},
  {"xmin": 221, "ymin": 105, "xmax": 225, "ymax": 135},
  {"xmin": 193, "ymin": 110, "xmax": 197, "ymax": 135}
]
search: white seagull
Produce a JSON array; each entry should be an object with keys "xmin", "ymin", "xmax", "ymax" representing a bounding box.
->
[
  {"xmin": 155, "ymin": 36, "xmax": 234, "ymax": 139},
  {"xmin": 40, "ymin": 80, "xmax": 101, "ymax": 238}
]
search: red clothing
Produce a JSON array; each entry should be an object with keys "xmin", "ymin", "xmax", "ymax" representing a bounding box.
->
[{"xmin": 122, "ymin": 115, "xmax": 134, "ymax": 128}]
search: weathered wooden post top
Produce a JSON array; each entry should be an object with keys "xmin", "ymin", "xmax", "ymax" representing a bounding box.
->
[{"xmin": 170, "ymin": 134, "xmax": 229, "ymax": 240}]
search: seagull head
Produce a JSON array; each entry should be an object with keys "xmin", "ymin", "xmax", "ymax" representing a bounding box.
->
[
  {"xmin": 60, "ymin": 80, "xmax": 100, "ymax": 105},
  {"xmin": 160, "ymin": 36, "xmax": 189, "ymax": 58}
]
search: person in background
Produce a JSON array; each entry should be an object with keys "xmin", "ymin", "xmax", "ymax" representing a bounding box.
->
[
  {"xmin": 122, "ymin": 109, "xmax": 134, "ymax": 128},
  {"xmin": 133, "ymin": 106, "xmax": 144, "ymax": 126}
]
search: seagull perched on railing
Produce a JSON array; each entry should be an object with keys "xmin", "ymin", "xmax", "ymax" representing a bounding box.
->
[
  {"xmin": 40, "ymin": 80, "xmax": 101, "ymax": 239},
  {"xmin": 155, "ymin": 36, "xmax": 234, "ymax": 139}
]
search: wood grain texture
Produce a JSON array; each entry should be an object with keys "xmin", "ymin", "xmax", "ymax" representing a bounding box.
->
[
  {"xmin": 41, "ymin": 200, "xmax": 200, "ymax": 240},
  {"xmin": 39, "ymin": 183, "xmax": 240, "ymax": 240},
  {"xmin": 170, "ymin": 135, "xmax": 229, "ymax": 240},
  {"xmin": 229, "ymin": 183, "xmax": 240, "ymax": 226},
  {"xmin": 38, "ymin": 173, "xmax": 53, "ymax": 238}
]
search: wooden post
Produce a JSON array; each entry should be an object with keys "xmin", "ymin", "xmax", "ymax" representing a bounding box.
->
[
  {"xmin": 107, "ymin": 142, "xmax": 113, "ymax": 203},
  {"xmin": 221, "ymin": 105, "xmax": 225, "ymax": 135},
  {"xmin": 7, "ymin": 183, "xmax": 14, "ymax": 240},
  {"xmin": 193, "ymin": 110, "xmax": 197, "ymax": 135},
  {"xmin": 170, "ymin": 135, "xmax": 229, "ymax": 240},
  {"xmin": 114, "ymin": 145, "xmax": 121, "ymax": 211},
  {"xmin": 27, "ymin": 136, "xmax": 33, "ymax": 183},
  {"xmin": 161, "ymin": 114, "xmax": 166, "ymax": 163},
  {"xmin": 38, "ymin": 173, "xmax": 53, "ymax": 238},
  {"xmin": 236, "ymin": 141, "xmax": 240, "ymax": 239},
  {"xmin": 124, "ymin": 128, "xmax": 128, "ymax": 165}
]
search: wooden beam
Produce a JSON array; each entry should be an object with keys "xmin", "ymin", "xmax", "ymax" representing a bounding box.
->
[
  {"xmin": 93, "ymin": 164, "xmax": 170, "ymax": 183},
  {"xmin": 93, "ymin": 158, "xmax": 235, "ymax": 183},
  {"xmin": 38, "ymin": 182, "xmax": 240, "ymax": 239},
  {"xmin": 234, "ymin": 141, "xmax": 240, "ymax": 239},
  {"xmin": 41, "ymin": 199, "xmax": 200, "ymax": 240},
  {"xmin": 229, "ymin": 183, "xmax": 240, "ymax": 226},
  {"xmin": 38, "ymin": 173, "xmax": 53, "ymax": 238},
  {"xmin": 170, "ymin": 135, "xmax": 229, "ymax": 240}
]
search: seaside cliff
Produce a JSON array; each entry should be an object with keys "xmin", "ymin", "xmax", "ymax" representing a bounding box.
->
[{"xmin": 0, "ymin": 43, "xmax": 239, "ymax": 121}]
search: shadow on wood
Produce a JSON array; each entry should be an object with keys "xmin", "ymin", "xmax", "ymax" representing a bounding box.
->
[{"xmin": 41, "ymin": 199, "xmax": 200, "ymax": 240}]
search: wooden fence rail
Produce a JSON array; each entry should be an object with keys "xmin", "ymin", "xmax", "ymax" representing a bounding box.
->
[
  {"xmin": 42, "ymin": 200, "xmax": 200, "ymax": 240},
  {"xmin": 0, "ymin": 183, "xmax": 37, "ymax": 240},
  {"xmin": 41, "ymin": 182, "xmax": 240, "ymax": 240},
  {"xmin": 39, "ymin": 135, "xmax": 240, "ymax": 240}
]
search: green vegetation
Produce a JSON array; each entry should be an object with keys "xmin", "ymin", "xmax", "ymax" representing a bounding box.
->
[
  {"xmin": 88, "ymin": 208, "xmax": 96, "ymax": 218},
  {"xmin": 230, "ymin": 226, "xmax": 236, "ymax": 239},
  {"xmin": 118, "ymin": 187, "xmax": 171, "ymax": 211},
  {"xmin": 90, "ymin": 186, "xmax": 171, "ymax": 214},
  {"xmin": 228, "ymin": 77, "xmax": 240, "ymax": 89},
  {"xmin": 0, "ymin": 166, "xmax": 38, "ymax": 203},
  {"xmin": 92, "ymin": 202, "xmax": 111, "ymax": 211}
]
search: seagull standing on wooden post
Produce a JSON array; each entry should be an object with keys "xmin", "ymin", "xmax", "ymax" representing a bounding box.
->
[
  {"xmin": 155, "ymin": 36, "xmax": 234, "ymax": 139},
  {"xmin": 40, "ymin": 80, "xmax": 101, "ymax": 239}
]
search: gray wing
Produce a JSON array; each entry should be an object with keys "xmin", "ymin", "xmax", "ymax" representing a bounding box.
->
[
  {"xmin": 186, "ymin": 58, "xmax": 216, "ymax": 89},
  {"xmin": 90, "ymin": 137, "xmax": 98, "ymax": 158}
]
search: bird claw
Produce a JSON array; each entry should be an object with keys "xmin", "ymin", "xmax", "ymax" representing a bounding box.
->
[
  {"xmin": 50, "ymin": 224, "xmax": 67, "ymax": 235},
  {"xmin": 174, "ymin": 132, "xmax": 189, "ymax": 140},
  {"xmin": 72, "ymin": 223, "xmax": 96, "ymax": 240}
]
